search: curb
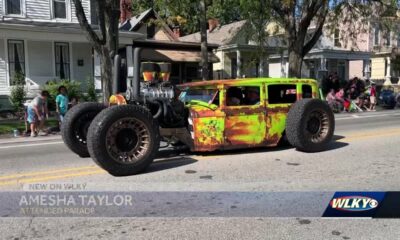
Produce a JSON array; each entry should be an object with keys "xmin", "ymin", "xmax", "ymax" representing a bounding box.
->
[{"xmin": 0, "ymin": 135, "xmax": 62, "ymax": 145}]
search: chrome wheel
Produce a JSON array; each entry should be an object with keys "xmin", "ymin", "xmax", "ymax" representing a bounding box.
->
[{"xmin": 106, "ymin": 117, "xmax": 150, "ymax": 164}]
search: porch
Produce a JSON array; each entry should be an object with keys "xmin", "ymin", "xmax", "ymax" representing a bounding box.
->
[{"xmin": 0, "ymin": 20, "xmax": 143, "ymax": 97}]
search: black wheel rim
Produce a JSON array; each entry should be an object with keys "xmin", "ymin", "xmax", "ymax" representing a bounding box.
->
[
  {"xmin": 306, "ymin": 110, "xmax": 329, "ymax": 143},
  {"xmin": 106, "ymin": 118, "xmax": 150, "ymax": 164},
  {"xmin": 74, "ymin": 112, "xmax": 95, "ymax": 145}
]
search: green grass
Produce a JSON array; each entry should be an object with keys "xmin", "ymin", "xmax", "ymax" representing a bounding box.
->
[{"xmin": 0, "ymin": 119, "xmax": 58, "ymax": 135}]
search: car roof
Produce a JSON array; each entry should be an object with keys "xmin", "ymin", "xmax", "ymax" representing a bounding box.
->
[{"xmin": 178, "ymin": 78, "xmax": 317, "ymax": 88}]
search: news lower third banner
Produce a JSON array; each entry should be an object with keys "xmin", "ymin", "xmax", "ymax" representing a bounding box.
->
[{"xmin": 0, "ymin": 187, "xmax": 399, "ymax": 218}]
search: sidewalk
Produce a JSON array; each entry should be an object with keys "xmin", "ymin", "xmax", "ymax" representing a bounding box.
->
[{"xmin": 0, "ymin": 134, "xmax": 62, "ymax": 145}]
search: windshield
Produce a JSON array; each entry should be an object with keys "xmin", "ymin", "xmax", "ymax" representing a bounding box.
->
[{"xmin": 179, "ymin": 88, "xmax": 218, "ymax": 104}]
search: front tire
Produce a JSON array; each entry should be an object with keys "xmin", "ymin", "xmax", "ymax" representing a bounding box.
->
[
  {"xmin": 61, "ymin": 102, "xmax": 105, "ymax": 157},
  {"xmin": 286, "ymin": 99, "xmax": 335, "ymax": 152},
  {"xmin": 87, "ymin": 105, "xmax": 160, "ymax": 176}
]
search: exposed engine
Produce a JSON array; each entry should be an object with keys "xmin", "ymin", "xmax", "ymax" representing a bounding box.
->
[{"xmin": 125, "ymin": 62, "xmax": 186, "ymax": 128}]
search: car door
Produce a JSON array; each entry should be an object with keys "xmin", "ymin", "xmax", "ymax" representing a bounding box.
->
[
  {"xmin": 222, "ymin": 84, "xmax": 267, "ymax": 149},
  {"xmin": 265, "ymin": 83, "xmax": 298, "ymax": 145}
]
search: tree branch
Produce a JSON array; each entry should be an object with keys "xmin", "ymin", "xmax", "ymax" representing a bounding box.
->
[
  {"xmin": 72, "ymin": 0, "xmax": 104, "ymax": 52},
  {"xmin": 96, "ymin": 0, "xmax": 107, "ymax": 44},
  {"xmin": 302, "ymin": 4, "xmax": 329, "ymax": 56}
]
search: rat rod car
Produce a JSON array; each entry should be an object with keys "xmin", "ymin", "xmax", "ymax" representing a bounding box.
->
[{"xmin": 62, "ymin": 62, "xmax": 334, "ymax": 176}]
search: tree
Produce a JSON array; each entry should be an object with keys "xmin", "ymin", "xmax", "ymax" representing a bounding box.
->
[
  {"xmin": 132, "ymin": 0, "xmax": 242, "ymax": 80},
  {"xmin": 9, "ymin": 72, "xmax": 26, "ymax": 112},
  {"xmin": 72, "ymin": 0, "xmax": 120, "ymax": 102},
  {"xmin": 240, "ymin": 0, "xmax": 271, "ymax": 76},
  {"xmin": 199, "ymin": 0, "xmax": 209, "ymax": 80},
  {"xmin": 268, "ymin": 0, "xmax": 395, "ymax": 78}
]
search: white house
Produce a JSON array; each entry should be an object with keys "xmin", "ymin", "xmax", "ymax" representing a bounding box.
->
[{"xmin": 0, "ymin": 0, "xmax": 143, "ymax": 97}]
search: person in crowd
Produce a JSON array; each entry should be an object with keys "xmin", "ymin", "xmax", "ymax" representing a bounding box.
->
[
  {"xmin": 346, "ymin": 77, "xmax": 366, "ymax": 109},
  {"xmin": 369, "ymin": 82, "xmax": 377, "ymax": 111},
  {"xmin": 330, "ymin": 72, "xmax": 341, "ymax": 92},
  {"xmin": 27, "ymin": 90, "xmax": 49, "ymax": 137},
  {"xmin": 326, "ymin": 89, "xmax": 341, "ymax": 113},
  {"xmin": 69, "ymin": 96, "xmax": 79, "ymax": 108},
  {"xmin": 321, "ymin": 74, "xmax": 333, "ymax": 96},
  {"xmin": 56, "ymin": 86, "xmax": 69, "ymax": 128},
  {"xmin": 321, "ymin": 72, "xmax": 342, "ymax": 97}
]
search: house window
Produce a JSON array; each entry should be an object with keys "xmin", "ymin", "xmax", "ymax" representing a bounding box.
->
[
  {"xmin": 374, "ymin": 26, "xmax": 380, "ymax": 46},
  {"xmin": 53, "ymin": 0, "xmax": 67, "ymax": 19},
  {"xmin": 5, "ymin": 0, "xmax": 22, "ymax": 15},
  {"xmin": 55, "ymin": 42, "xmax": 70, "ymax": 80},
  {"xmin": 90, "ymin": 0, "xmax": 98, "ymax": 24},
  {"xmin": 7, "ymin": 40, "xmax": 25, "ymax": 85},
  {"xmin": 384, "ymin": 31, "xmax": 391, "ymax": 46},
  {"xmin": 334, "ymin": 29, "xmax": 341, "ymax": 47}
]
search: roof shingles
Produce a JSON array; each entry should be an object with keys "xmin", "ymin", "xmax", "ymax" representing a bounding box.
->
[{"xmin": 179, "ymin": 20, "xmax": 247, "ymax": 45}]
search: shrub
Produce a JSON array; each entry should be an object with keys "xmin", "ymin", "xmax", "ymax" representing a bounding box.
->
[
  {"xmin": 44, "ymin": 80, "xmax": 82, "ymax": 111},
  {"xmin": 82, "ymin": 77, "xmax": 98, "ymax": 102},
  {"xmin": 9, "ymin": 72, "xmax": 26, "ymax": 112}
]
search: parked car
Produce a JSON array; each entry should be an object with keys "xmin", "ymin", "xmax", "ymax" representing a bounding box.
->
[{"xmin": 378, "ymin": 88, "xmax": 397, "ymax": 109}]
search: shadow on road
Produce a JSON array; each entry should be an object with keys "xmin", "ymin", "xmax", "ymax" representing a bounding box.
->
[
  {"xmin": 145, "ymin": 155, "xmax": 197, "ymax": 174},
  {"xmin": 323, "ymin": 141, "xmax": 349, "ymax": 151},
  {"xmin": 149, "ymin": 135, "xmax": 349, "ymax": 167},
  {"xmin": 332, "ymin": 135, "xmax": 345, "ymax": 141}
]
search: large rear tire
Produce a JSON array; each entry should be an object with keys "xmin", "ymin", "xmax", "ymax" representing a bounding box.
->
[
  {"xmin": 286, "ymin": 99, "xmax": 335, "ymax": 152},
  {"xmin": 87, "ymin": 105, "xmax": 160, "ymax": 176},
  {"xmin": 61, "ymin": 102, "xmax": 105, "ymax": 157}
]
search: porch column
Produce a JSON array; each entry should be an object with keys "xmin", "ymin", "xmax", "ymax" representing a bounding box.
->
[
  {"xmin": 280, "ymin": 52, "xmax": 286, "ymax": 77},
  {"xmin": 236, "ymin": 50, "xmax": 241, "ymax": 78},
  {"xmin": 259, "ymin": 56, "xmax": 264, "ymax": 77},
  {"xmin": 363, "ymin": 59, "xmax": 371, "ymax": 79},
  {"xmin": 317, "ymin": 58, "xmax": 328, "ymax": 81},
  {"xmin": 384, "ymin": 57, "xmax": 392, "ymax": 86}
]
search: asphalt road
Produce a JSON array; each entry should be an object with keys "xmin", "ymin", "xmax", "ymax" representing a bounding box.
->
[{"xmin": 0, "ymin": 110, "xmax": 400, "ymax": 239}]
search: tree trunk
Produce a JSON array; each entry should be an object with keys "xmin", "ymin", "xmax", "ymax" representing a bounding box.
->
[
  {"xmin": 199, "ymin": 0, "xmax": 209, "ymax": 81},
  {"xmin": 73, "ymin": 0, "xmax": 120, "ymax": 103},
  {"xmin": 288, "ymin": 43, "xmax": 304, "ymax": 78},
  {"xmin": 105, "ymin": 0, "xmax": 120, "ymax": 59},
  {"xmin": 100, "ymin": 47, "xmax": 113, "ymax": 102}
]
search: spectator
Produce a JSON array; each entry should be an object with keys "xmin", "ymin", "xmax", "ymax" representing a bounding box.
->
[
  {"xmin": 69, "ymin": 96, "xmax": 79, "ymax": 108},
  {"xmin": 321, "ymin": 74, "xmax": 333, "ymax": 95},
  {"xmin": 27, "ymin": 90, "xmax": 49, "ymax": 137},
  {"xmin": 346, "ymin": 77, "xmax": 366, "ymax": 108},
  {"xmin": 56, "ymin": 86, "xmax": 69, "ymax": 127},
  {"xmin": 369, "ymin": 82, "xmax": 377, "ymax": 111},
  {"xmin": 331, "ymin": 73, "xmax": 341, "ymax": 92},
  {"xmin": 326, "ymin": 89, "xmax": 341, "ymax": 113},
  {"xmin": 321, "ymin": 72, "xmax": 342, "ymax": 96}
]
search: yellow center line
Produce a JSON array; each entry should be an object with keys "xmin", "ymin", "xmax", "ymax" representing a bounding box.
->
[
  {"xmin": 0, "ymin": 166, "xmax": 99, "ymax": 180},
  {"xmin": 338, "ymin": 130, "xmax": 400, "ymax": 142},
  {"xmin": 0, "ymin": 128, "xmax": 399, "ymax": 186},
  {"xmin": 0, "ymin": 169, "xmax": 106, "ymax": 187}
]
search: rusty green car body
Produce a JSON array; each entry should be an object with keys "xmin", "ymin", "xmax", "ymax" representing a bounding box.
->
[{"xmin": 178, "ymin": 78, "xmax": 319, "ymax": 152}]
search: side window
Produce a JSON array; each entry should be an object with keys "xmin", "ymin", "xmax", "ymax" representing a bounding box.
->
[
  {"xmin": 302, "ymin": 85, "xmax": 312, "ymax": 99},
  {"xmin": 226, "ymin": 86, "xmax": 260, "ymax": 106},
  {"xmin": 268, "ymin": 84, "xmax": 297, "ymax": 104}
]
